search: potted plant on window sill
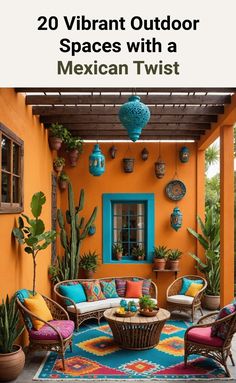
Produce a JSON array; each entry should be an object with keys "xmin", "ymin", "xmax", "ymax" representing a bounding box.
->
[
  {"xmin": 79, "ymin": 251, "xmax": 98, "ymax": 279},
  {"xmin": 167, "ymin": 249, "xmax": 182, "ymax": 271},
  {"xmin": 0, "ymin": 295, "xmax": 25, "ymax": 382},
  {"xmin": 113, "ymin": 242, "xmax": 123, "ymax": 261},
  {"xmin": 48, "ymin": 122, "xmax": 70, "ymax": 151},
  {"xmin": 65, "ymin": 136, "xmax": 83, "ymax": 167},
  {"xmin": 132, "ymin": 246, "xmax": 145, "ymax": 261},
  {"xmin": 53, "ymin": 157, "xmax": 65, "ymax": 173},
  {"xmin": 153, "ymin": 245, "xmax": 169, "ymax": 270}
]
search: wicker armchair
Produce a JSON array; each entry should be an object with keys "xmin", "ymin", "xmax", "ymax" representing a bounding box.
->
[
  {"xmin": 16, "ymin": 291, "xmax": 74, "ymax": 370},
  {"xmin": 184, "ymin": 311, "xmax": 236, "ymax": 377},
  {"xmin": 166, "ymin": 275, "xmax": 207, "ymax": 322}
]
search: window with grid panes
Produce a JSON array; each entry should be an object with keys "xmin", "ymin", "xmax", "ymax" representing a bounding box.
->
[{"xmin": 0, "ymin": 123, "xmax": 23, "ymax": 213}]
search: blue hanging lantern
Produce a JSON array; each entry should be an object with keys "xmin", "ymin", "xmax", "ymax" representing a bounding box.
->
[
  {"xmin": 179, "ymin": 146, "xmax": 190, "ymax": 163},
  {"xmin": 89, "ymin": 144, "xmax": 105, "ymax": 176},
  {"xmin": 170, "ymin": 207, "xmax": 183, "ymax": 231},
  {"xmin": 119, "ymin": 96, "xmax": 151, "ymax": 142},
  {"xmin": 88, "ymin": 224, "xmax": 96, "ymax": 236}
]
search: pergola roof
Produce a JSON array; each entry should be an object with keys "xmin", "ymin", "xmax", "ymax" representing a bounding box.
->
[{"xmin": 16, "ymin": 88, "xmax": 236, "ymax": 141}]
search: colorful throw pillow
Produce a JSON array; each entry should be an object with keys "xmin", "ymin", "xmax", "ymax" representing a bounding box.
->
[
  {"xmin": 16, "ymin": 289, "xmax": 33, "ymax": 329},
  {"xmin": 82, "ymin": 281, "xmax": 105, "ymax": 302},
  {"xmin": 211, "ymin": 303, "xmax": 236, "ymax": 339},
  {"xmin": 185, "ymin": 283, "xmax": 203, "ymax": 297},
  {"xmin": 59, "ymin": 284, "xmax": 87, "ymax": 305},
  {"xmin": 133, "ymin": 278, "xmax": 151, "ymax": 296},
  {"xmin": 115, "ymin": 279, "xmax": 127, "ymax": 297},
  {"xmin": 125, "ymin": 280, "xmax": 143, "ymax": 298},
  {"xmin": 24, "ymin": 293, "xmax": 53, "ymax": 330},
  {"xmin": 179, "ymin": 278, "xmax": 203, "ymax": 295},
  {"xmin": 100, "ymin": 280, "xmax": 119, "ymax": 298}
]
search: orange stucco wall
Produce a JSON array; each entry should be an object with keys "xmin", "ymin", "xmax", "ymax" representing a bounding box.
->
[
  {"xmin": 0, "ymin": 89, "xmax": 53, "ymax": 299},
  {"xmin": 60, "ymin": 142, "xmax": 198, "ymax": 306}
]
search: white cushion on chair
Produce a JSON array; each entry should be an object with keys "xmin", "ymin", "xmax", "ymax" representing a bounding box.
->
[
  {"xmin": 167, "ymin": 295, "xmax": 194, "ymax": 305},
  {"xmin": 67, "ymin": 300, "xmax": 110, "ymax": 314}
]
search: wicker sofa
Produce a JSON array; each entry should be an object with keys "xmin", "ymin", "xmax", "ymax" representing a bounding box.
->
[{"xmin": 54, "ymin": 277, "xmax": 158, "ymax": 329}]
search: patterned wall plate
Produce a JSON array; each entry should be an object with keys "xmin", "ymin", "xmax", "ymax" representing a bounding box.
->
[{"xmin": 165, "ymin": 180, "xmax": 186, "ymax": 201}]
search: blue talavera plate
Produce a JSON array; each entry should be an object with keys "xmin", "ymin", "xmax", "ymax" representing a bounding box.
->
[{"xmin": 165, "ymin": 180, "xmax": 186, "ymax": 201}]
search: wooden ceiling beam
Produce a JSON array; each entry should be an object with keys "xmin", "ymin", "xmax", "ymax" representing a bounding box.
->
[
  {"xmin": 73, "ymin": 133, "xmax": 200, "ymax": 140},
  {"xmin": 33, "ymin": 105, "xmax": 224, "ymax": 116},
  {"xmin": 46, "ymin": 123, "xmax": 210, "ymax": 131},
  {"xmin": 26, "ymin": 94, "xmax": 231, "ymax": 105},
  {"xmin": 16, "ymin": 87, "xmax": 236, "ymax": 93},
  {"xmin": 68, "ymin": 129, "xmax": 205, "ymax": 136}
]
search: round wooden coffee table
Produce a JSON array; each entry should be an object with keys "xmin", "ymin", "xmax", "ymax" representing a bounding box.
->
[{"xmin": 104, "ymin": 307, "xmax": 170, "ymax": 350}]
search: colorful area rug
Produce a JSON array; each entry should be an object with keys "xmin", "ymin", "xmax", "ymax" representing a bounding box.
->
[{"xmin": 34, "ymin": 319, "xmax": 229, "ymax": 381}]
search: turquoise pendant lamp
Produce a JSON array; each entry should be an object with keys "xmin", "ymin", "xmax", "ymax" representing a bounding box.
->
[{"xmin": 89, "ymin": 144, "xmax": 105, "ymax": 176}]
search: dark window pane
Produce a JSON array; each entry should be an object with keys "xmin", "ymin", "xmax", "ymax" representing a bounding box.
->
[
  {"xmin": 13, "ymin": 176, "xmax": 19, "ymax": 203},
  {"xmin": 1, "ymin": 135, "xmax": 11, "ymax": 172},
  {"xmin": 1, "ymin": 172, "xmax": 10, "ymax": 202},
  {"xmin": 13, "ymin": 143, "xmax": 20, "ymax": 175}
]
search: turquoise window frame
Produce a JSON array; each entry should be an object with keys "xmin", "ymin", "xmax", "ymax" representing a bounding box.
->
[{"xmin": 103, "ymin": 193, "xmax": 154, "ymax": 264}]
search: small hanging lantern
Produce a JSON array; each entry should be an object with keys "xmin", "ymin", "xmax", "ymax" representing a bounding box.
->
[
  {"xmin": 89, "ymin": 144, "xmax": 105, "ymax": 176},
  {"xmin": 170, "ymin": 207, "xmax": 183, "ymax": 231},
  {"xmin": 88, "ymin": 224, "xmax": 96, "ymax": 236},
  {"xmin": 179, "ymin": 146, "xmax": 190, "ymax": 163},
  {"xmin": 155, "ymin": 157, "xmax": 166, "ymax": 178},
  {"xmin": 141, "ymin": 148, "xmax": 149, "ymax": 161},
  {"xmin": 118, "ymin": 95, "xmax": 151, "ymax": 142},
  {"xmin": 109, "ymin": 145, "xmax": 117, "ymax": 159}
]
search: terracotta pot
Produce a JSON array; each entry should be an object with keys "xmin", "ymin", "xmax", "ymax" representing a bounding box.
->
[
  {"xmin": 116, "ymin": 252, "xmax": 123, "ymax": 261},
  {"xmin": 59, "ymin": 180, "xmax": 68, "ymax": 191},
  {"xmin": 84, "ymin": 270, "xmax": 95, "ymax": 279},
  {"xmin": 0, "ymin": 345, "xmax": 25, "ymax": 382},
  {"xmin": 68, "ymin": 149, "xmax": 79, "ymax": 167},
  {"xmin": 202, "ymin": 294, "xmax": 220, "ymax": 310},
  {"xmin": 169, "ymin": 260, "xmax": 179, "ymax": 271},
  {"xmin": 48, "ymin": 136, "xmax": 63, "ymax": 151},
  {"xmin": 153, "ymin": 258, "xmax": 166, "ymax": 270},
  {"xmin": 123, "ymin": 158, "xmax": 135, "ymax": 173},
  {"xmin": 53, "ymin": 164, "xmax": 64, "ymax": 173}
]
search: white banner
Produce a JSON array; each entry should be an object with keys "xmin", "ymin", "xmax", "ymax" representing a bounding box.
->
[{"xmin": 0, "ymin": 0, "xmax": 235, "ymax": 86}]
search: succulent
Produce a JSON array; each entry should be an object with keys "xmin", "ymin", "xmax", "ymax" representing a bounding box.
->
[
  {"xmin": 168, "ymin": 249, "xmax": 182, "ymax": 260},
  {"xmin": 132, "ymin": 245, "xmax": 145, "ymax": 260},
  {"xmin": 113, "ymin": 242, "xmax": 123, "ymax": 253},
  {"xmin": 139, "ymin": 295, "xmax": 156, "ymax": 311},
  {"xmin": 79, "ymin": 251, "xmax": 98, "ymax": 272},
  {"xmin": 59, "ymin": 172, "xmax": 70, "ymax": 182},
  {"xmin": 153, "ymin": 245, "xmax": 169, "ymax": 259}
]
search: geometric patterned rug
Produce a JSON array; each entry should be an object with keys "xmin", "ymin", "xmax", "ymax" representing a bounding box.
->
[{"xmin": 33, "ymin": 319, "xmax": 231, "ymax": 381}]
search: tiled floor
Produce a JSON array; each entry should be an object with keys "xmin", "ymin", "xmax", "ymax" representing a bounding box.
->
[{"xmin": 14, "ymin": 312, "xmax": 236, "ymax": 383}]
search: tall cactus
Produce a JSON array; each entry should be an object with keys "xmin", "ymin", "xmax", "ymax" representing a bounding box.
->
[{"xmin": 57, "ymin": 183, "xmax": 97, "ymax": 279}]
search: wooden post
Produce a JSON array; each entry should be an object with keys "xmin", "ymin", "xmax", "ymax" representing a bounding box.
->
[
  {"xmin": 196, "ymin": 147, "xmax": 205, "ymax": 262},
  {"xmin": 220, "ymin": 125, "xmax": 234, "ymax": 306}
]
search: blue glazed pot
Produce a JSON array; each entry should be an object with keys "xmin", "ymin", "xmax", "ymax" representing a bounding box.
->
[
  {"xmin": 170, "ymin": 207, "xmax": 183, "ymax": 231},
  {"xmin": 88, "ymin": 225, "xmax": 96, "ymax": 236},
  {"xmin": 119, "ymin": 96, "xmax": 151, "ymax": 142},
  {"xmin": 179, "ymin": 146, "xmax": 190, "ymax": 163}
]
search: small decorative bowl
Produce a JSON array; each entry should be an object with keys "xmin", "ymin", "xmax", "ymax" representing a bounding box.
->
[
  {"xmin": 115, "ymin": 311, "xmax": 136, "ymax": 317},
  {"xmin": 139, "ymin": 309, "xmax": 159, "ymax": 317}
]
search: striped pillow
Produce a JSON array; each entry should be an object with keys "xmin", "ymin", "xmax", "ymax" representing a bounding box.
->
[{"xmin": 115, "ymin": 279, "xmax": 126, "ymax": 297}]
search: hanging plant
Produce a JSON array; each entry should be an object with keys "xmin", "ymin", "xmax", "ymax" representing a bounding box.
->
[
  {"xmin": 48, "ymin": 122, "xmax": 70, "ymax": 151},
  {"xmin": 65, "ymin": 136, "xmax": 83, "ymax": 167},
  {"xmin": 53, "ymin": 157, "xmax": 65, "ymax": 173},
  {"xmin": 58, "ymin": 172, "xmax": 70, "ymax": 190}
]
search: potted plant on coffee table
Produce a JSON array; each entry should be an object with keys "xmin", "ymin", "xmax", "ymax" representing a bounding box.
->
[
  {"xmin": 167, "ymin": 249, "xmax": 182, "ymax": 271},
  {"xmin": 153, "ymin": 245, "xmax": 169, "ymax": 270},
  {"xmin": 0, "ymin": 295, "xmax": 25, "ymax": 382},
  {"xmin": 48, "ymin": 122, "xmax": 70, "ymax": 151},
  {"xmin": 112, "ymin": 242, "xmax": 123, "ymax": 261},
  {"xmin": 79, "ymin": 251, "xmax": 98, "ymax": 278},
  {"xmin": 65, "ymin": 136, "xmax": 83, "ymax": 167},
  {"xmin": 132, "ymin": 245, "xmax": 145, "ymax": 261},
  {"xmin": 139, "ymin": 295, "xmax": 157, "ymax": 316}
]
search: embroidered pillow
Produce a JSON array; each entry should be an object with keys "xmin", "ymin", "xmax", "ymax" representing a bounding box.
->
[
  {"xmin": 59, "ymin": 284, "xmax": 87, "ymax": 305},
  {"xmin": 211, "ymin": 303, "xmax": 236, "ymax": 339},
  {"xmin": 100, "ymin": 280, "xmax": 119, "ymax": 298},
  {"xmin": 133, "ymin": 278, "xmax": 151, "ymax": 296},
  {"xmin": 82, "ymin": 281, "xmax": 105, "ymax": 302},
  {"xmin": 125, "ymin": 280, "xmax": 143, "ymax": 298},
  {"xmin": 24, "ymin": 293, "xmax": 53, "ymax": 330},
  {"xmin": 115, "ymin": 279, "xmax": 127, "ymax": 297},
  {"xmin": 185, "ymin": 283, "xmax": 203, "ymax": 297},
  {"xmin": 179, "ymin": 278, "xmax": 203, "ymax": 295}
]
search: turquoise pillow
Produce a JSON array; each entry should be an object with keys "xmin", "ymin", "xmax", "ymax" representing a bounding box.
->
[
  {"xmin": 59, "ymin": 284, "xmax": 87, "ymax": 305},
  {"xmin": 179, "ymin": 278, "xmax": 203, "ymax": 295},
  {"xmin": 16, "ymin": 289, "xmax": 33, "ymax": 329},
  {"xmin": 100, "ymin": 280, "xmax": 119, "ymax": 298}
]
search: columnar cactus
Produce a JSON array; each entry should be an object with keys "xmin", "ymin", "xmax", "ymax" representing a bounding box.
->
[{"xmin": 57, "ymin": 183, "xmax": 97, "ymax": 279}]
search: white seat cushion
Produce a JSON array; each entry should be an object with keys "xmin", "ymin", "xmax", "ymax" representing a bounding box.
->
[
  {"xmin": 67, "ymin": 300, "xmax": 110, "ymax": 314},
  {"xmin": 167, "ymin": 295, "xmax": 193, "ymax": 305}
]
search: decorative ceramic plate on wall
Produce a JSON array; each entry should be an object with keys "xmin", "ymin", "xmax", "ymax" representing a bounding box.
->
[{"xmin": 165, "ymin": 180, "xmax": 186, "ymax": 201}]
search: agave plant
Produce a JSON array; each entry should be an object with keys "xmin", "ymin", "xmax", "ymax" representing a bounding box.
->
[
  {"xmin": 0, "ymin": 295, "xmax": 24, "ymax": 353},
  {"xmin": 187, "ymin": 207, "xmax": 220, "ymax": 295}
]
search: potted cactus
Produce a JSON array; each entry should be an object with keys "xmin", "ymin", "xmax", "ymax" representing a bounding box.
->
[
  {"xmin": 48, "ymin": 122, "xmax": 70, "ymax": 151},
  {"xmin": 53, "ymin": 157, "xmax": 65, "ymax": 173},
  {"xmin": 79, "ymin": 251, "xmax": 98, "ymax": 279},
  {"xmin": 0, "ymin": 295, "xmax": 25, "ymax": 382},
  {"xmin": 113, "ymin": 242, "xmax": 123, "ymax": 261},
  {"xmin": 153, "ymin": 245, "xmax": 169, "ymax": 270},
  {"xmin": 132, "ymin": 245, "xmax": 145, "ymax": 261},
  {"xmin": 65, "ymin": 136, "xmax": 83, "ymax": 167},
  {"xmin": 168, "ymin": 249, "xmax": 182, "ymax": 271},
  {"xmin": 58, "ymin": 172, "xmax": 70, "ymax": 191}
]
